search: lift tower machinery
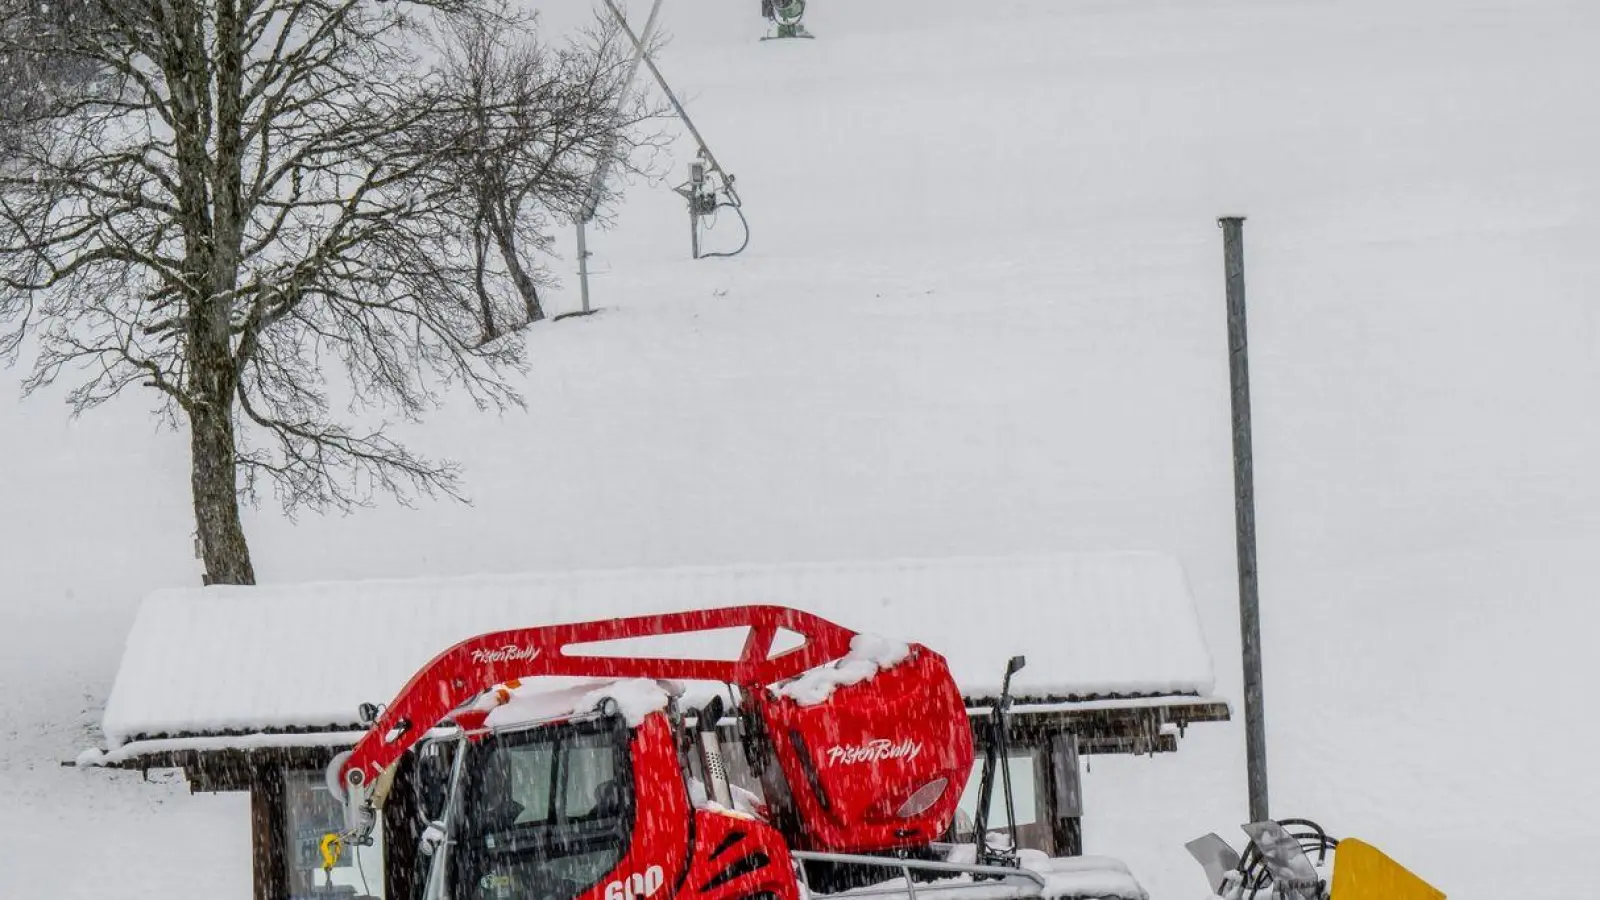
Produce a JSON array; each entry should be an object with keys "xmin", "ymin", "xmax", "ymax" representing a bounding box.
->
[{"xmin": 573, "ymin": 1, "xmax": 752, "ymax": 314}]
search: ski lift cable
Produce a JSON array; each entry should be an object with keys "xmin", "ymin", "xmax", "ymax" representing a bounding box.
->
[
  {"xmin": 579, "ymin": 0, "xmax": 668, "ymax": 224},
  {"xmin": 599, "ymin": 0, "xmax": 740, "ymax": 202}
]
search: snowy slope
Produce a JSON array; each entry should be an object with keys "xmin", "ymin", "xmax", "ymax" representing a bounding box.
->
[{"xmin": 5, "ymin": 0, "xmax": 1600, "ymax": 897}]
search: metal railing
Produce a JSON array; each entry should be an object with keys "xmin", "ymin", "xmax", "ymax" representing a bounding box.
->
[{"xmin": 790, "ymin": 850, "xmax": 1048, "ymax": 900}]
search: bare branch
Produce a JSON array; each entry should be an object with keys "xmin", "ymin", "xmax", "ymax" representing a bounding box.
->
[
  {"xmin": 0, "ymin": 0, "xmax": 668, "ymax": 580},
  {"xmin": 420, "ymin": 4, "xmax": 672, "ymax": 337}
]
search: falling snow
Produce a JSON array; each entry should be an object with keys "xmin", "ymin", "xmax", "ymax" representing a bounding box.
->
[{"xmin": 4, "ymin": 0, "xmax": 1599, "ymax": 898}]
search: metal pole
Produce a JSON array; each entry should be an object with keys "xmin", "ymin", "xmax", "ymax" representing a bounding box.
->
[
  {"xmin": 601, "ymin": 0, "xmax": 729, "ymax": 180},
  {"xmin": 570, "ymin": 0, "xmax": 663, "ymax": 316},
  {"xmin": 575, "ymin": 219, "xmax": 591, "ymax": 314},
  {"xmin": 1219, "ymin": 215, "xmax": 1269, "ymax": 825}
]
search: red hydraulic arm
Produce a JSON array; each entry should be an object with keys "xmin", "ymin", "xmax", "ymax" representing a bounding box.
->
[{"xmin": 334, "ymin": 605, "xmax": 860, "ymax": 810}]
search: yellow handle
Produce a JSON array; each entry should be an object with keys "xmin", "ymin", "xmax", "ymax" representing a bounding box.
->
[{"xmin": 319, "ymin": 833, "xmax": 344, "ymax": 874}]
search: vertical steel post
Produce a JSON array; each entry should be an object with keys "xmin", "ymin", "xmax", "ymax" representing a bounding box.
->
[
  {"xmin": 576, "ymin": 219, "xmax": 591, "ymax": 314},
  {"xmin": 1219, "ymin": 215, "xmax": 1269, "ymax": 825},
  {"xmin": 572, "ymin": 0, "xmax": 663, "ymax": 315}
]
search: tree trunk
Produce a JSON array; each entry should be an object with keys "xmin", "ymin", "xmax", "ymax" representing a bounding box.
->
[
  {"xmin": 186, "ymin": 0, "xmax": 254, "ymax": 587},
  {"xmin": 489, "ymin": 210, "xmax": 544, "ymax": 323},
  {"xmin": 474, "ymin": 215, "xmax": 499, "ymax": 341},
  {"xmin": 189, "ymin": 358, "xmax": 255, "ymax": 586}
]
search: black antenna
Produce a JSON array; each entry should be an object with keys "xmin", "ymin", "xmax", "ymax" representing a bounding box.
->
[
  {"xmin": 996, "ymin": 655, "xmax": 1026, "ymax": 852},
  {"xmin": 971, "ymin": 655, "xmax": 1027, "ymax": 868}
]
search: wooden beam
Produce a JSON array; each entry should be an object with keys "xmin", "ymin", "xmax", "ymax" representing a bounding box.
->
[
  {"xmin": 1077, "ymin": 734, "xmax": 1179, "ymax": 755},
  {"xmin": 250, "ymin": 762, "xmax": 289, "ymax": 900},
  {"xmin": 1167, "ymin": 701, "xmax": 1234, "ymax": 724},
  {"xmin": 108, "ymin": 745, "xmax": 350, "ymax": 794},
  {"xmin": 1039, "ymin": 732, "xmax": 1083, "ymax": 857},
  {"xmin": 990, "ymin": 701, "xmax": 1233, "ymax": 735},
  {"xmin": 980, "ymin": 710, "xmax": 1182, "ymax": 755},
  {"xmin": 106, "ymin": 744, "xmax": 346, "ymax": 773},
  {"xmin": 1052, "ymin": 816, "xmax": 1084, "ymax": 857},
  {"xmin": 98, "ymin": 699, "xmax": 1231, "ymax": 786}
]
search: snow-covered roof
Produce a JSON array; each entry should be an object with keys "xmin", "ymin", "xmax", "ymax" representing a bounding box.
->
[{"xmin": 99, "ymin": 552, "xmax": 1218, "ymax": 749}]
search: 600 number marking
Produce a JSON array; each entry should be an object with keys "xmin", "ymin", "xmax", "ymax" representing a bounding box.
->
[{"xmin": 604, "ymin": 866, "xmax": 665, "ymax": 900}]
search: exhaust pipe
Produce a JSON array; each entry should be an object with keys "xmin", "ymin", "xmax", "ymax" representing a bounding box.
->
[{"xmin": 698, "ymin": 695, "xmax": 735, "ymax": 809}]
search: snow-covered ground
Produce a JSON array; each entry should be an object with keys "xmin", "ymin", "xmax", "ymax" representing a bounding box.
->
[{"xmin": 4, "ymin": 0, "xmax": 1599, "ymax": 896}]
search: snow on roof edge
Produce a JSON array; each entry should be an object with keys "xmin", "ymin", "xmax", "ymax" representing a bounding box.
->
[
  {"xmin": 82, "ymin": 693, "xmax": 1233, "ymax": 767},
  {"xmin": 102, "ymin": 551, "xmax": 1218, "ymax": 748},
  {"xmin": 135, "ymin": 549, "xmax": 1187, "ymax": 600},
  {"xmin": 78, "ymin": 729, "xmax": 369, "ymax": 768}
]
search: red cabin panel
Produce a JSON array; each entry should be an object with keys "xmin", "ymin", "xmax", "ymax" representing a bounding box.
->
[
  {"xmin": 679, "ymin": 809, "xmax": 800, "ymax": 900},
  {"xmin": 753, "ymin": 644, "xmax": 975, "ymax": 852}
]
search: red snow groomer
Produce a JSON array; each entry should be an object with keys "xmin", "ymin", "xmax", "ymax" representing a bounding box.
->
[
  {"xmin": 325, "ymin": 606, "xmax": 1057, "ymax": 900},
  {"xmin": 324, "ymin": 605, "xmax": 1440, "ymax": 900}
]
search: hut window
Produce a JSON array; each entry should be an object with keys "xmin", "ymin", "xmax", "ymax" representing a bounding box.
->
[
  {"xmin": 956, "ymin": 750, "xmax": 1041, "ymax": 827},
  {"xmin": 284, "ymin": 769, "xmax": 386, "ymax": 899},
  {"xmin": 952, "ymin": 746, "xmax": 1050, "ymax": 853}
]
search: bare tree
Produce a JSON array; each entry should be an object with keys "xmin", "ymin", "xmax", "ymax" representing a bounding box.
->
[
  {"xmin": 0, "ymin": 0, "xmax": 663, "ymax": 584},
  {"xmin": 425, "ymin": 9, "xmax": 666, "ymax": 339}
]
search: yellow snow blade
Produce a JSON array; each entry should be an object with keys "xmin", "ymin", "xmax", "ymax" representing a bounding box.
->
[{"xmin": 1331, "ymin": 838, "xmax": 1445, "ymax": 900}]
